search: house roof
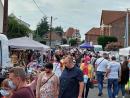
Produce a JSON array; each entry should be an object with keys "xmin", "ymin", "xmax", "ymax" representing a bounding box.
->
[
  {"xmin": 100, "ymin": 10, "xmax": 127, "ymax": 25},
  {"xmin": 85, "ymin": 27, "xmax": 100, "ymax": 35},
  {"xmin": 64, "ymin": 27, "xmax": 75, "ymax": 37},
  {"xmin": 46, "ymin": 32, "xmax": 62, "ymax": 41},
  {"xmin": 64, "ymin": 27, "xmax": 80, "ymax": 38}
]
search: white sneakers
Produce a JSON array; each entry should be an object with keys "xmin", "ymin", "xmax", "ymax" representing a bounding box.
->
[{"xmin": 115, "ymin": 96, "xmax": 125, "ymax": 98}]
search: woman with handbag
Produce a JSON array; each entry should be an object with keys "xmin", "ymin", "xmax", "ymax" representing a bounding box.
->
[
  {"xmin": 36, "ymin": 63, "xmax": 59, "ymax": 98},
  {"xmin": 117, "ymin": 57, "xmax": 129, "ymax": 98}
]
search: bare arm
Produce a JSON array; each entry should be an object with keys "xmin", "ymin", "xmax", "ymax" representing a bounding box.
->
[
  {"xmin": 118, "ymin": 64, "xmax": 121, "ymax": 80},
  {"xmin": 27, "ymin": 79, "xmax": 37, "ymax": 91},
  {"xmin": 36, "ymin": 72, "xmax": 44, "ymax": 98},
  {"xmin": 78, "ymin": 81, "xmax": 84, "ymax": 98},
  {"xmin": 105, "ymin": 68, "xmax": 110, "ymax": 77},
  {"xmin": 53, "ymin": 75, "xmax": 59, "ymax": 98}
]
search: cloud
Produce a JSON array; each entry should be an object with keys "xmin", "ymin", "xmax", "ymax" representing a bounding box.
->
[{"xmin": 8, "ymin": 0, "xmax": 130, "ymax": 39}]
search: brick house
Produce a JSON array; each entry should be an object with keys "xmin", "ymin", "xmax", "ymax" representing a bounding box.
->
[
  {"xmin": 43, "ymin": 32, "xmax": 62, "ymax": 47},
  {"xmin": 100, "ymin": 10, "xmax": 130, "ymax": 46},
  {"xmin": 64, "ymin": 27, "xmax": 81, "ymax": 44},
  {"xmin": 85, "ymin": 27, "xmax": 100, "ymax": 44}
]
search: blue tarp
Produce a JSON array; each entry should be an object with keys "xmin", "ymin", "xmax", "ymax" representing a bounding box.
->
[{"xmin": 80, "ymin": 43, "xmax": 94, "ymax": 48}]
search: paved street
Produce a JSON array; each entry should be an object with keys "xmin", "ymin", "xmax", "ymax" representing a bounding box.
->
[{"xmin": 88, "ymin": 84, "xmax": 130, "ymax": 98}]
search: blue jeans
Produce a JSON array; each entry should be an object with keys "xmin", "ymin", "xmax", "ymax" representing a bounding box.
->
[
  {"xmin": 96, "ymin": 71, "xmax": 105, "ymax": 94},
  {"xmin": 107, "ymin": 79, "xmax": 118, "ymax": 98},
  {"xmin": 117, "ymin": 84, "xmax": 125, "ymax": 96}
]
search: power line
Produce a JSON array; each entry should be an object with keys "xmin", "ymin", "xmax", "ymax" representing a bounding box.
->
[{"xmin": 32, "ymin": 0, "xmax": 46, "ymax": 16}]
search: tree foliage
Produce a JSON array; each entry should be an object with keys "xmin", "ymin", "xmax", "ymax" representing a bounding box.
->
[
  {"xmin": 69, "ymin": 38, "xmax": 77, "ymax": 46},
  {"xmin": 62, "ymin": 38, "xmax": 67, "ymax": 44},
  {"xmin": 53, "ymin": 26, "xmax": 64, "ymax": 36},
  {"xmin": 40, "ymin": 41, "xmax": 46, "ymax": 45},
  {"xmin": 36, "ymin": 17, "xmax": 49, "ymax": 37},
  {"xmin": 7, "ymin": 16, "xmax": 31, "ymax": 39},
  {"xmin": 97, "ymin": 36, "xmax": 118, "ymax": 49},
  {"xmin": 81, "ymin": 40, "xmax": 85, "ymax": 44},
  {"xmin": 34, "ymin": 17, "xmax": 64, "ymax": 42}
]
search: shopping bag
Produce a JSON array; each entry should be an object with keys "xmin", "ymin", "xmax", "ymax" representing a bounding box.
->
[
  {"xmin": 89, "ymin": 81, "xmax": 94, "ymax": 89},
  {"xmin": 125, "ymin": 78, "xmax": 130, "ymax": 92}
]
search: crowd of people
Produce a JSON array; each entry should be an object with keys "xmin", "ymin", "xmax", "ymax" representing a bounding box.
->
[{"xmin": 0, "ymin": 48, "xmax": 130, "ymax": 98}]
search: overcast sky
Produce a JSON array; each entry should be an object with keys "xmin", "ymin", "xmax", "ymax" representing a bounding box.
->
[{"xmin": 2, "ymin": 0, "xmax": 130, "ymax": 39}]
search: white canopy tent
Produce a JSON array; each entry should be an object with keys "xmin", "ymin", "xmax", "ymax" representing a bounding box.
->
[
  {"xmin": 119, "ymin": 47, "xmax": 130, "ymax": 56},
  {"xmin": 8, "ymin": 37, "xmax": 50, "ymax": 51},
  {"xmin": 60, "ymin": 44, "xmax": 70, "ymax": 47}
]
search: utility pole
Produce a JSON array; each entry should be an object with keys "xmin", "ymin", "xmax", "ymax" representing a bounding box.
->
[
  {"xmin": 126, "ymin": 9, "xmax": 129, "ymax": 47},
  {"xmin": 3, "ymin": 0, "xmax": 8, "ymax": 35},
  {"xmin": 49, "ymin": 16, "xmax": 52, "ymax": 47},
  {"xmin": 125, "ymin": 9, "xmax": 129, "ymax": 47}
]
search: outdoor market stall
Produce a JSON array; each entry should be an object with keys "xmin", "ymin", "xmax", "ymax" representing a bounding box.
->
[
  {"xmin": 60, "ymin": 44, "xmax": 70, "ymax": 48},
  {"xmin": 8, "ymin": 37, "xmax": 50, "ymax": 67},
  {"xmin": 119, "ymin": 47, "xmax": 130, "ymax": 56},
  {"xmin": 79, "ymin": 42, "xmax": 94, "ymax": 52},
  {"xmin": 80, "ymin": 42, "xmax": 94, "ymax": 48},
  {"xmin": 8, "ymin": 37, "xmax": 50, "ymax": 50}
]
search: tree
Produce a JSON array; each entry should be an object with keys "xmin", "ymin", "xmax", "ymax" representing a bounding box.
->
[
  {"xmin": 81, "ymin": 40, "xmax": 85, "ymax": 44},
  {"xmin": 62, "ymin": 38, "xmax": 67, "ymax": 44},
  {"xmin": 53, "ymin": 26, "xmax": 64, "ymax": 36},
  {"xmin": 40, "ymin": 41, "xmax": 46, "ymax": 45},
  {"xmin": 7, "ymin": 16, "xmax": 31, "ymax": 39},
  {"xmin": 97, "ymin": 36, "xmax": 118, "ymax": 49},
  {"xmin": 36, "ymin": 17, "xmax": 49, "ymax": 37},
  {"xmin": 69, "ymin": 38, "xmax": 77, "ymax": 46}
]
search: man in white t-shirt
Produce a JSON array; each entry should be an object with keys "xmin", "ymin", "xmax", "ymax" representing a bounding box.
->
[
  {"xmin": 106, "ymin": 56, "xmax": 121, "ymax": 98},
  {"xmin": 95, "ymin": 53, "xmax": 109, "ymax": 96}
]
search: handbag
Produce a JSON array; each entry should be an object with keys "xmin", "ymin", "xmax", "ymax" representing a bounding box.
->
[{"xmin": 89, "ymin": 80, "xmax": 94, "ymax": 89}]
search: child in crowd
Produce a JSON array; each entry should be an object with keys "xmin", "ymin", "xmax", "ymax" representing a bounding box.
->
[{"xmin": 0, "ymin": 79, "xmax": 14, "ymax": 98}]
